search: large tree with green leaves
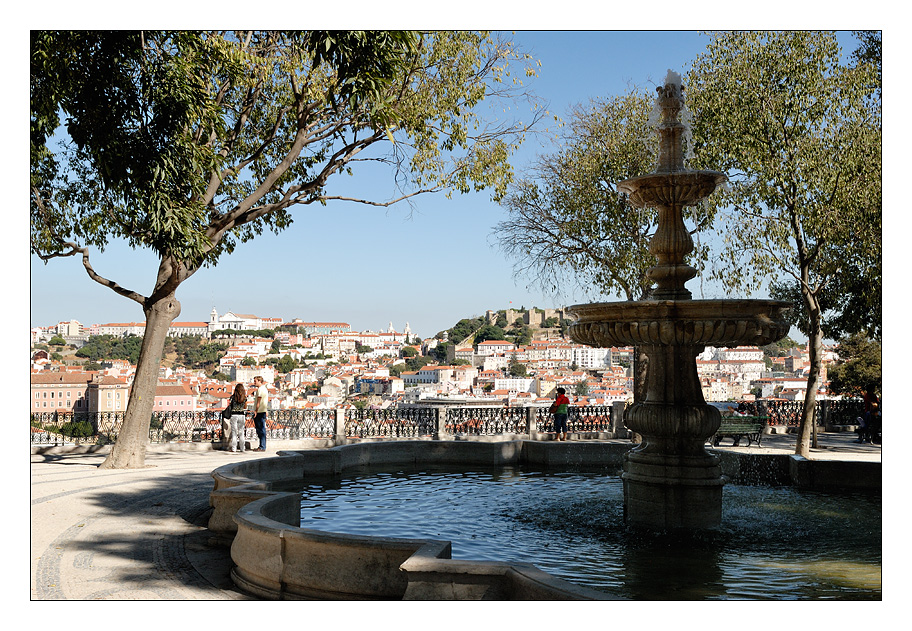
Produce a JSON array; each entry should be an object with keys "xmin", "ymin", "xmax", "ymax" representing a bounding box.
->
[
  {"xmin": 688, "ymin": 31, "xmax": 881, "ymax": 457},
  {"xmin": 31, "ymin": 30, "xmax": 541, "ymax": 468}
]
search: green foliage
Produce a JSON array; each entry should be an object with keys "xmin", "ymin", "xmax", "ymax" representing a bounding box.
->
[
  {"xmin": 405, "ymin": 355, "xmax": 434, "ymax": 371},
  {"xmin": 299, "ymin": 31, "xmax": 420, "ymax": 129},
  {"xmin": 32, "ymin": 31, "xmax": 539, "ymax": 278},
  {"xmin": 510, "ymin": 326, "xmax": 532, "ymax": 347},
  {"xmin": 688, "ymin": 31, "xmax": 881, "ymax": 301},
  {"xmin": 60, "ymin": 420, "xmax": 94, "ymax": 438},
  {"xmin": 432, "ymin": 342, "xmax": 451, "ymax": 364},
  {"xmin": 48, "ymin": 335, "xmax": 66, "ymax": 346},
  {"xmin": 171, "ymin": 336, "xmax": 229, "ymax": 370},
  {"xmin": 76, "ymin": 334, "xmax": 144, "ymax": 364},
  {"xmin": 443, "ymin": 318, "xmax": 486, "ymax": 343},
  {"xmin": 494, "ymin": 88, "xmax": 675, "ymax": 301},
  {"xmin": 827, "ymin": 333, "xmax": 881, "ymax": 397},
  {"xmin": 276, "ymin": 354, "xmax": 297, "ymax": 373},
  {"xmin": 508, "ymin": 360, "xmax": 527, "ymax": 377},
  {"xmin": 760, "ymin": 336, "xmax": 800, "ymax": 357},
  {"xmin": 474, "ymin": 324, "xmax": 507, "ymax": 344},
  {"xmin": 401, "ymin": 346, "xmax": 419, "ymax": 358},
  {"xmin": 574, "ymin": 380, "xmax": 589, "ymax": 396}
]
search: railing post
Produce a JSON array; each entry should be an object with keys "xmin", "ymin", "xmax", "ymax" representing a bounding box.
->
[
  {"xmin": 526, "ymin": 407, "xmax": 537, "ymax": 440},
  {"xmin": 435, "ymin": 407, "xmax": 449, "ymax": 441},
  {"xmin": 334, "ymin": 408, "xmax": 346, "ymax": 442},
  {"xmin": 819, "ymin": 399, "xmax": 832, "ymax": 431},
  {"xmin": 611, "ymin": 401, "xmax": 627, "ymax": 439}
]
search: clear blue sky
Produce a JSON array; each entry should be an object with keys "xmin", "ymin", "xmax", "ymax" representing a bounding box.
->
[{"xmin": 27, "ymin": 29, "xmax": 865, "ymax": 340}]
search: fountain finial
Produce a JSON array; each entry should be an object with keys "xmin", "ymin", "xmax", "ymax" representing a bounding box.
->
[{"xmin": 653, "ymin": 69, "xmax": 687, "ymax": 173}]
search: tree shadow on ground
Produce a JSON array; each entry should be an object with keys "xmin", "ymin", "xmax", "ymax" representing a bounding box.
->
[{"xmin": 34, "ymin": 460, "xmax": 251, "ymax": 599}]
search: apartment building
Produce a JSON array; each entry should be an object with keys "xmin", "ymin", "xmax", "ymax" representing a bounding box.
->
[{"xmin": 30, "ymin": 372, "xmax": 94, "ymax": 413}]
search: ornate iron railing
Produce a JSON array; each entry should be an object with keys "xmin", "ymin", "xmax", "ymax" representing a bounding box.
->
[
  {"xmin": 29, "ymin": 399, "xmax": 864, "ymax": 446},
  {"xmin": 266, "ymin": 408, "xmax": 335, "ymax": 440},
  {"xmin": 822, "ymin": 399, "xmax": 866, "ymax": 425},
  {"xmin": 345, "ymin": 407, "xmax": 437, "ymax": 439},
  {"xmin": 446, "ymin": 406, "xmax": 527, "ymax": 436},
  {"xmin": 29, "ymin": 410, "xmax": 225, "ymax": 445},
  {"xmin": 534, "ymin": 405, "xmax": 614, "ymax": 434},
  {"xmin": 739, "ymin": 399, "xmax": 866, "ymax": 427}
]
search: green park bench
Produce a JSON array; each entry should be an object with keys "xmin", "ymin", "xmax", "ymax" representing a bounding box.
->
[{"xmin": 711, "ymin": 415, "xmax": 767, "ymax": 447}]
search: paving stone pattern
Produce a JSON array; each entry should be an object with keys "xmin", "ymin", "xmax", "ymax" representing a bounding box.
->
[{"xmin": 31, "ymin": 449, "xmax": 251, "ymax": 600}]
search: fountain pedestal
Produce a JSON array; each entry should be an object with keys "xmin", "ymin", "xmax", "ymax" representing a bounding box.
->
[
  {"xmin": 623, "ymin": 341, "xmax": 724, "ymax": 529},
  {"xmin": 566, "ymin": 72, "xmax": 790, "ymax": 530}
]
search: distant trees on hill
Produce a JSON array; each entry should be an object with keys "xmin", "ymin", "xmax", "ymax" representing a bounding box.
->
[
  {"xmin": 76, "ymin": 334, "xmax": 144, "ymax": 365},
  {"xmin": 75, "ymin": 334, "xmax": 227, "ymax": 372},
  {"xmin": 210, "ymin": 328, "xmax": 275, "ymax": 339}
]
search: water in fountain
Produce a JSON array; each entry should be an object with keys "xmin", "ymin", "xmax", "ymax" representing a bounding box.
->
[{"xmin": 290, "ymin": 465, "xmax": 881, "ymax": 600}]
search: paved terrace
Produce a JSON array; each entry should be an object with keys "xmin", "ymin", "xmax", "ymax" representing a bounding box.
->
[{"xmin": 30, "ymin": 433, "xmax": 881, "ymax": 601}]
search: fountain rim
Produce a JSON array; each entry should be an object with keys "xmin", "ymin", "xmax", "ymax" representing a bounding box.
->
[
  {"xmin": 617, "ymin": 169, "xmax": 728, "ymax": 189},
  {"xmin": 566, "ymin": 298, "xmax": 792, "ymax": 320}
]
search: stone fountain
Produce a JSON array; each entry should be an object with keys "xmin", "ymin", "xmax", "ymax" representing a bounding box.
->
[{"xmin": 567, "ymin": 71, "xmax": 791, "ymax": 530}]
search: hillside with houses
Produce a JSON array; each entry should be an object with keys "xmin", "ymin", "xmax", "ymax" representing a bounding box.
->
[{"xmin": 30, "ymin": 307, "xmax": 843, "ymax": 417}]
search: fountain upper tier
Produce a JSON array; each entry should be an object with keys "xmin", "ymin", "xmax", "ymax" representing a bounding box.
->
[
  {"xmin": 568, "ymin": 299, "xmax": 791, "ymax": 350},
  {"xmin": 613, "ymin": 75, "xmax": 728, "ymax": 300}
]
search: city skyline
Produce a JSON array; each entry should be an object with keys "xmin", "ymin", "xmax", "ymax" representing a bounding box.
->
[{"xmin": 27, "ymin": 29, "xmax": 867, "ymax": 341}]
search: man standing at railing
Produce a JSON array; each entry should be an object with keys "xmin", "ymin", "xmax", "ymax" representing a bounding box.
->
[
  {"xmin": 252, "ymin": 376, "xmax": 268, "ymax": 452},
  {"xmin": 549, "ymin": 387, "xmax": 571, "ymax": 441}
]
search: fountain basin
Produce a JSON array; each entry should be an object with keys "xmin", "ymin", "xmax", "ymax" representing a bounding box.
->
[
  {"xmin": 208, "ymin": 440, "xmax": 880, "ymax": 600},
  {"xmin": 567, "ymin": 299, "xmax": 791, "ymax": 349}
]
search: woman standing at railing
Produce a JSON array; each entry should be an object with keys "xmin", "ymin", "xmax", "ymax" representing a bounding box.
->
[{"xmin": 225, "ymin": 384, "xmax": 248, "ymax": 453}]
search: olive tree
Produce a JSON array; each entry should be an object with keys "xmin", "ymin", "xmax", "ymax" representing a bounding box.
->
[{"xmin": 31, "ymin": 31, "xmax": 541, "ymax": 468}]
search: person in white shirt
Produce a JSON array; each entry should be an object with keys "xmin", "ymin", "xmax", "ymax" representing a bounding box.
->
[{"xmin": 252, "ymin": 376, "xmax": 268, "ymax": 451}]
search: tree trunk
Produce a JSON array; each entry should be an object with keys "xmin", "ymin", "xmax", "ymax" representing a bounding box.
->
[
  {"xmin": 98, "ymin": 293, "xmax": 181, "ymax": 469},
  {"xmin": 794, "ymin": 300, "xmax": 823, "ymax": 458}
]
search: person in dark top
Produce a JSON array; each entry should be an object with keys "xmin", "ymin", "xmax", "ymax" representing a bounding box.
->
[{"xmin": 226, "ymin": 383, "xmax": 248, "ymax": 453}]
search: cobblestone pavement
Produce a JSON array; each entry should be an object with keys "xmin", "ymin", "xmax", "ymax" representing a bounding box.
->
[
  {"xmin": 30, "ymin": 448, "xmax": 252, "ymax": 601},
  {"xmin": 30, "ymin": 434, "xmax": 880, "ymax": 601}
]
